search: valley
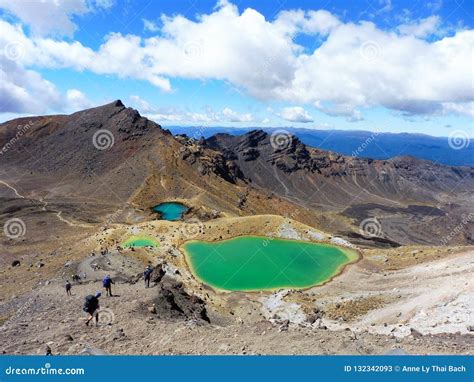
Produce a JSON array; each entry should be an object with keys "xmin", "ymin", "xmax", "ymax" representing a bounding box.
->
[{"xmin": 0, "ymin": 101, "xmax": 472, "ymax": 355}]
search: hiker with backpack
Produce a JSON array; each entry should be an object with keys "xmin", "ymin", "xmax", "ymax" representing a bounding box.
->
[
  {"xmin": 83, "ymin": 292, "xmax": 101, "ymax": 326},
  {"xmin": 102, "ymin": 275, "xmax": 114, "ymax": 297},
  {"xmin": 144, "ymin": 265, "xmax": 153, "ymax": 288},
  {"xmin": 65, "ymin": 280, "xmax": 72, "ymax": 296}
]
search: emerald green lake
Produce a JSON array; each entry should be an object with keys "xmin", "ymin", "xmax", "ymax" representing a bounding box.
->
[
  {"xmin": 152, "ymin": 202, "xmax": 188, "ymax": 221},
  {"xmin": 121, "ymin": 236, "xmax": 159, "ymax": 248},
  {"xmin": 182, "ymin": 236, "xmax": 358, "ymax": 291}
]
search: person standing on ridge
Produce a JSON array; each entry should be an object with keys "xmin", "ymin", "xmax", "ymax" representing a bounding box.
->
[
  {"xmin": 65, "ymin": 280, "xmax": 72, "ymax": 296},
  {"xmin": 83, "ymin": 292, "xmax": 101, "ymax": 326},
  {"xmin": 102, "ymin": 275, "xmax": 114, "ymax": 297}
]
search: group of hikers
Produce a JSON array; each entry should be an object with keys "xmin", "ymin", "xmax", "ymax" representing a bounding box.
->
[{"xmin": 64, "ymin": 263, "xmax": 166, "ymax": 327}]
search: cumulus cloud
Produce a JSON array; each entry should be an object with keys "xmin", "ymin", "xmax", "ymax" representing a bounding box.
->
[
  {"xmin": 279, "ymin": 107, "xmax": 313, "ymax": 123},
  {"xmin": 314, "ymin": 102, "xmax": 364, "ymax": 122},
  {"xmin": 274, "ymin": 9, "xmax": 340, "ymax": 36},
  {"xmin": 0, "ymin": 40, "xmax": 93, "ymax": 115},
  {"xmin": 143, "ymin": 19, "xmax": 159, "ymax": 33},
  {"xmin": 0, "ymin": 56, "xmax": 61, "ymax": 113},
  {"xmin": 65, "ymin": 89, "xmax": 94, "ymax": 112},
  {"xmin": 0, "ymin": 1, "xmax": 473, "ymax": 120},
  {"xmin": 0, "ymin": 57, "xmax": 93, "ymax": 114},
  {"xmin": 222, "ymin": 108, "xmax": 254, "ymax": 122},
  {"xmin": 441, "ymin": 102, "xmax": 474, "ymax": 117},
  {"xmin": 129, "ymin": 95, "xmax": 254, "ymax": 124},
  {"xmin": 129, "ymin": 94, "xmax": 152, "ymax": 113},
  {"xmin": 0, "ymin": 0, "xmax": 113, "ymax": 37},
  {"xmin": 129, "ymin": 95, "xmax": 218, "ymax": 123},
  {"xmin": 398, "ymin": 16, "xmax": 440, "ymax": 37}
]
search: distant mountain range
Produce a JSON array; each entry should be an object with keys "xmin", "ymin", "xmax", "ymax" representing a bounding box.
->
[{"xmin": 167, "ymin": 127, "xmax": 473, "ymax": 167}]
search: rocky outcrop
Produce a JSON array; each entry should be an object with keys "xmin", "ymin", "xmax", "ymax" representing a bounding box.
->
[{"xmin": 154, "ymin": 280, "xmax": 210, "ymax": 323}]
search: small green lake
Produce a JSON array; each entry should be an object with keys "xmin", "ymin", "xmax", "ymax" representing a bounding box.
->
[
  {"xmin": 121, "ymin": 235, "xmax": 160, "ymax": 248},
  {"xmin": 182, "ymin": 236, "xmax": 358, "ymax": 291},
  {"xmin": 152, "ymin": 202, "xmax": 188, "ymax": 221}
]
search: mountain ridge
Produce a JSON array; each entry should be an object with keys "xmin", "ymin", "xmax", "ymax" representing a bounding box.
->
[
  {"xmin": 1, "ymin": 101, "xmax": 473, "ymax": 247},
  {"xmin": 168, "ymin": 126, "xmax": 474, "ymax": 167}
]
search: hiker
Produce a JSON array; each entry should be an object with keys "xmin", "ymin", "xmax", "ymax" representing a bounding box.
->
[
  {"xmin": 152, "ymin": 263, "xmax": 166, "ymax": 286},
  {"xmin": 65, "ymin": 280, "xmax": 72, "ymax": 296},
  {"xmin": 102, "ymin": 274, "xmax": 114, "ymax": 297},
  {"xmin": 72, "ymin": 274, "xmax": 81, "ymax": 283},
  {"xmin": 144, "ymin": 265, "xmax": 153, "ymax": 288},
  {"xmin": 83, "ymin": 292, "xmax": 101, "ymax": 326}
]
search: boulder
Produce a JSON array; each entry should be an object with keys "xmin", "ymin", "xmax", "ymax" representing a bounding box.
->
[{"xmin": 410, "ymin": 328, "xmax": 423, "ymax": 338}]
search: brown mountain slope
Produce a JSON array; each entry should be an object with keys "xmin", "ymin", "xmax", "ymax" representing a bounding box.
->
[{"xmin": 1, "ymin": 101, "xmax": 472, "ymax": 250}]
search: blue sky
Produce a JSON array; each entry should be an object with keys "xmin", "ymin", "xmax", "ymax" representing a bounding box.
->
[{"xmin": 0, "ymin": 0, "xmax": 473, "ymax": 137}]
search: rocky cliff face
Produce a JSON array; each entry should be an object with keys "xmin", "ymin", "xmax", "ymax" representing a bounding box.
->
[
  {"xmin": 205, "ymin": 130, "xmax": 473, "ymax": 205},
  {"xmin": 205, "ymin": 130, "xmax": 474, "ymax": 245}
]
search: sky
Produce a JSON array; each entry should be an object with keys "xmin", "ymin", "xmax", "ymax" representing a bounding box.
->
[{"xmin": 0, "ymin": 0, "xmax": 473, "ymax": 137}]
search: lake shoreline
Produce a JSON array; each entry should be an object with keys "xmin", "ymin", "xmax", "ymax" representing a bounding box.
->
[{"xmin": 180, "ymin": 235, "xmax": 361, "ymax": 293}]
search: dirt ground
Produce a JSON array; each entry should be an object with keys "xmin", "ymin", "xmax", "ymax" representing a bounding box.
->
[{"xmin": 1, "ymin": 216, "xmax": 472, "ymax": 355}]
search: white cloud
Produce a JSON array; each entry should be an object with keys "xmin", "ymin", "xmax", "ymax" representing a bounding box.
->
[
  {"xmin": 279, "ymin": 106, "xmax": 313, "ymax": 123},
  {"xmin": 129, "ymin": 95, "xmax": 151, "ymax": 112},
  {"xmin": 0, "ymin": 1, "xmax": 473, "ymax": 120},
  {"xmin": 0, "ymin": 55, "xmax": 93, "ymax": 114},
  {"xmin": 0, "ymin": 56, "xmax": 61, "ymax": 113},
  {"xmin": 378, "ymin": 0, "xmax": 393, "ymax": 13},
  {"xmin": 222, "ymin": 107, "xmax": 254, "ymax": 122},
  {"xmin": 129, "ymin": 95, "xmax": 220, "ymax": 123},
  {"xmin": 314, "ymin": 102, "xmax": 364, "ymax": 122},
  {"xmin": 426, "ymin": 0, "xmax": 443, "ymax": 12},
  {"xmin": 398, "ymin": 16, "xmax": 440, "ymax": 38},
  {"xmin": 129, "ymin": 95, "xmax": 255, "ymax": 124},
  {"xmin": 65, "ymin": 89, "xmax": 94, "ymax": 112},
  {"xmin": 0, "ymin": 0, "xmax": 113, "ymax": 37},
  {"xmin": 143, "ymin": 19, "xmax": 159, "ymax": 33},
  {"xmin": 274, "ymin": 9, "xmax": 340, "ymax": 36},
  {"xmin": 441, "ymin": 102, "xmax": 474, "ymax": 117}
]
